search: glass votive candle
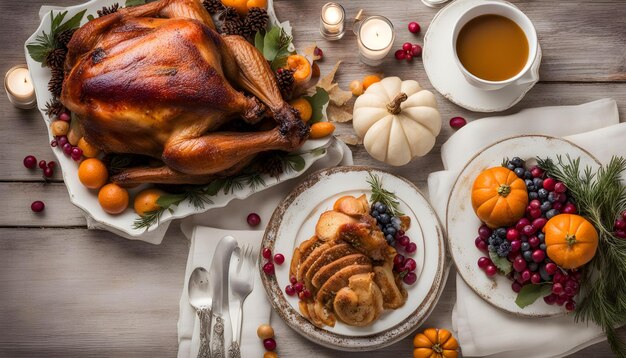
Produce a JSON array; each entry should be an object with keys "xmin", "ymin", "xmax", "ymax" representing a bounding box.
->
[
  {"xmin": 4, "ymin": 65, "xmax": 36, "ymax": 109},
  {"xmin": 356, "ymin": 16, "xmax": 395, "ymax": 66},
  {"xmin": 320, "ymin": 2, "xmax": 346, "ymax": 40}
]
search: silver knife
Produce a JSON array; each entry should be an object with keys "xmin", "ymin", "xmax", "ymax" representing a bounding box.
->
[{"xmin": 208, "ymin": 235, "xmax": 237, "ymax": 358}]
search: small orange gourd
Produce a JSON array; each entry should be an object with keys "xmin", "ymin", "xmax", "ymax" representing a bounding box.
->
[
  {"xmin": 413, "ymin": 328, "xmax": 459, "ymax": 358},
  {"xmin": 543, "ymin": 214, "xmax": 598, "ymax": 269},
  {"xmin": 471, "ymin": 167, "xmax": 528, "ymax": 228}
]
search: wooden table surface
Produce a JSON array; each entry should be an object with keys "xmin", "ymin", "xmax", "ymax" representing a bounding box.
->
[{"xmin": 1, "ymin": 0, "xmax": 625, "ymax": 357}]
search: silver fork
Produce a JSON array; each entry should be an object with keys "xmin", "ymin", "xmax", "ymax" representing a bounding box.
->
[{"xmin": 227, "ymin": 244, "xmax": 256, "ymax": 358}]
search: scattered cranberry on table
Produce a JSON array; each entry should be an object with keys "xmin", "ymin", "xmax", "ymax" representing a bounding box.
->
[
  {"xmin": 408, "ymin": 21, "xmax": 421, "ymax": 33},
  {"xmin": 247, "ymin": 212, "xmax": 261, "ymax": 226},
  {"xmin": 449, "ymin": 116, "xmax": 467, "ymax": 129},
  {"xmin": 23, "ymin": 155, "xmax": 37, "ymax": 169},
  {"xmin": 394, "ymin": 42, "xmax": 422, "ymax": 63},
  {"xmin": 31, "ymin": 201, "xmax": 45, "ymax": 212},
  {"xmin": 313, "ymin": 46, "xmax": 323, "ymax": 60}
]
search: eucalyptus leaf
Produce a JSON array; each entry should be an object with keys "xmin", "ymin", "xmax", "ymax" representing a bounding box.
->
[
  {"xmin": 156, "ymin": 193, "xmax": 186, "ymax": 208},
  {"xmin": 56, "ymin": 9, "xmax": 86, "ymax": 33},
  {"xmin": 286, "ymin": 155, "xmax": 305, "ymax": 172},
  {"xmin": 489, "ymin": 251, "xmax": 513, "ymax": 275},
  {"xmin": 263, "ymin": 26, "xmax": 282, "ymax": 61},
  {"xmin": 27, "ymin": 43, "xmax": 49, "ymax": 63},
  {"xmin": 254, "ymin": 31, "xmax": 265, "ymax": 53},
  {"xmin": 304, "ymin": 87, "xmax": 330, "ymax": 123},
  {"xmin": 516, "ymin": 284, "xmax": 552, "ymax": 308}
]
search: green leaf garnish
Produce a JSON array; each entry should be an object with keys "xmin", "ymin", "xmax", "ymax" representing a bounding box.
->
[
  {"xmin": 255, "ymin": 25, "xmax": 294, "ymax": 70},
  {"xmin": 489, "ymin": 251, "xmax": 512, "ymax": 275},
  {"xmin": 27, "ymin": 10, "xmax": 86, "ymax": 65},
  {"xmin": 515, "ymin": 284, "xmax": 552, "ymax": 308},
  {"xmin": 304, "ymin": 88, "xmax": 330, "ymax": 124}
]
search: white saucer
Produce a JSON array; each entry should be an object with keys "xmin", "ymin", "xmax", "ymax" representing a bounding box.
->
[{"xmin": 423, "ymin": 0, "xmax": 542, "ymax": 112}]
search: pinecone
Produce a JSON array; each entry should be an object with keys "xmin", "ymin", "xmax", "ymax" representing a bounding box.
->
[
  {"xmin": 55, "ymin": 29, "xmax": 75, "ymax": 49},
  {"xmin": 244, "ymin": 7, "xmax": 268, "ymax": 35},
  {"xmin": 275, "ymin": 68, "xmax": 295, "ymax": 100},
  {"xmin": 48, "ymin": 68, "xmax": 64, "ymax": 98},
  {"xmin": 257, "ymin": 152, "xmax": 284, "ymax": 178},
  {"xmin": 202, "ymin": 0, "xmax": 224, "ymax": 14},
  {"xmin": 44, "ymin": 98, "xmax": 66, "ymax": 118},
  {"xmin": 45, "ymin": 48, "xmax": 67, "ymax": 70},
  {"xmin": 221, "ymin": 18, "xmax": 247, "ymax": 37},
  {"xmin": 219, "ymin": 6, "xmax": 240, "ymax": 22},
  {"xmin": 97, "ymin": 3, "xmax": 120, "ymax": 17}
]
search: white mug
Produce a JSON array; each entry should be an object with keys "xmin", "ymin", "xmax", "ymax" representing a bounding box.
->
[{"xmin": 452, "ymin": 1, "xmax": 539, "ymax": 91}]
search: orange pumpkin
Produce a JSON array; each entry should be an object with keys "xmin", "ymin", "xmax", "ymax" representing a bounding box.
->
[
  {"xmin": 543, "ymin": 214, "xmax": 598, "ymax": 269},
  {"xmin": 471, "ymin": 167, "xmax": 528, "ymax": 228},
  {"xmin": 413, "ymin": 328, "xmax": 459, "ymax": 358}
]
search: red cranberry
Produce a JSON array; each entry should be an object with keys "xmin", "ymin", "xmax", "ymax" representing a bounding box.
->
[
  {"xmin": 529, "ymin": 208, "xmax": 542, "ymax": 219},
  {"xmin": 622, "ymin": 211, "xmax": 626, "ymax": 220},
  {"xmin": 558, "ymin": 193, "xmax": 567, "ymax": 203},
  {"xmin": 511, "ymin": 281, "xmax": 522, "ymax": 293},
  {"xmin": 38, "ymin": 160, "xmax": 47, "ymax": 169},
  {"xmin": 531, "ymin": 167, "xmax": 544, "ymax": 178},
  {"xmin": 411, "ymin": 44, "xmax": 422, "ymax": 57},
  {"xmin": 31, "ymin": 201, "xmax": 45, "ymax": 212},
  {"xmin": 408, "ymin": 21, "xmax": 421, "ymax": 33},
  {"xmin": 532, "ymin": 218, "xmax": 547, "ymax": 230},
  {"xmin": 545, "ymin": 263, "xmax": 558, "ymax": 275},
  {"xmin": 553, "ymin": 201, "xmax": 563, "ymax": 211},
  {"xmin": 553, "ymin": 270, "xmax": 565, "ymax": 284},
  {"xmin": 521, "ymin": 270, "xmax": 531, "ymax": 282},
  {"xmin": 263, "ymin": 338, "xmax": 277, "ymax": 351},
  {"xmin": 449, "ymin": 116, "xmax": 467, "ymax": 129},
  {"xmin": 62, "ymin": 143, "xmax": 72, "ymax": 155},
  {"xmin": 301, "ymin": 289, "xmax": 312, "ymax": 299},
  {"xmin": 552, "ymin": 282, "xmax": 564, "ymax": 295},
  {"xmin": 57, "ymin": 135, "xmax": 68, "ymax": 147},
  {"xmin": 290, "ymin": 276, "xmax": 297, "ymax": 285},
  {"xmin": 478, "ymin": 257, "xmax": 491, "ymax": 269},
  {"xmin": 50, "ymin": 139, "xmax": 58, "ymax": 147},
  {"xmin": 554, "ymin": 182, "xmax": 567, "ymax": 193},
  {"xmin": 529, "ymin": 200, "xmax": 541, "ymax": 209},
  {"xmin": 513, "ymin": 258, "xmax": 526, "ymax": 272},
  {"xmin": 397, "ymin": 235, "xmax": 410, "ymax": 247},
  {"xmin": 402, "ymin": 42, "xmax": 412, "ymax": 52},
  {"xmin": 556, "ymin": 295, "xmax": 568, "ymax": 306},
  {"xmin": 47, "ymin": 161, "xmax": 56, "ymax": 168},
  {"xmin": 615, "ymin": 219, "xmax": 626, "ymax": 231},
  {"xmin": 247, "ymin": 213, "xmax": 261, "ymax": 226},
  {"xmin": 405, "ymin": 53, "xmax": 413, "ymax": 62},
  {"xmin": 563, "ymin": 202, "xmax": 577, "ymax": 214},
  {"xmin": 565, "ymin": 300, "xmax": 576, "ymax": 311},
  {"xmin": 262, "ymin": 248, "xmax": 271, "ymax": 260},
  {"xmin": 528, "ymin": 236, "xmax": 540, "ymax": 248},
  {"xmin": 543, "ymin": 178, "xmax": 556, "ymax": 191},
  {"xmin": 544, "ymin": 294, "xmax": 557, "ymax": 305},
  {"xmin": 394, "ymin": 254, "xmax": 405, "ymax": 267},
  {"xmin": 262, "ymin": 262, "xmax": 275, "ymax": 275},
  {"xmin": 397, "ymin": 230, "xmax": 405, "ymax": 237},
  {"xmin": 510, "ymin": 240, "xmax": 521, "ymax": 252},
  {"xmin": 507, "ymin": 251, "xmax": 518, "ymax": 261},
  {"xmin": 403, "ymin": 272, "xmax": 417, "ymax": 285},
  {"xmin": 564, "ymin": 286, "xmax": 575, "ymax": 296},
  {"xmin": 405, "ymin": 242, "xmax": 417, "ymax": 253},
  {"xmin": 314, "ymin": 47, "xmax": 323, "ymax": 59},
  {"xmin": 59, "ymin": 112, "xmax": 70, "ymax": 122},
  {"xmin": 516, "ymin": 218, "xmax": 531, "ymax": 231},
  {"xmin": 43, "ymin": 167, "xmax": 54, "ymax": 178},
  {"xmin": 530, "ymin": 273, "xmax": 541, "ymax": 284},
  {"xmin": 273, "ymin": 253, "xmax": 285, "ymax": 265},
  {"xmin": 485, "ymin": 265, "xmax": 497, "ymax": 277},
  {"xmin": 475, "ymin": 237, "xmax": 488, "ymax": 252},
  {"xmin": 394, "ymin": 49, "xmax": 406, "ymax": 60},
  {"xmin": 478, "ymin": 224, "xmax": 492, "ymax": 238},
  {"xmin": 23, "ymin": 155, "xmax": 37, "ymax": 169},
  {"xmin": 293, "ymin": 282, "xmax": 304, "ymax": 293},
  {"xmin": 522, "ymin": 225, "xmax": 536, "ymax": 236},
  {"xmin": 616, "ymin": 230, "xmax": 626, "ymax": 239},
  {"xmin": 404, "ymin": 258, "xmax": 417, "ymax": 272},
  {"xmin": 506, "ymin": 228, "xmax": 520, "ymax": 241},
  {"xmin": 532, "ymin": 249, "xmax": 545, "ymax": 263},
  {"xmin": 285, "ymin": 285, "xmax": 295, "ymax": 296}
]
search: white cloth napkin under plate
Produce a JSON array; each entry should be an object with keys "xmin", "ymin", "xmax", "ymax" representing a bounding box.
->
[
  {"xmin": 177, "ymin": 139, "xmax": 352, "ymax": 358},
  {"xmin": 427, "ymin": 98, "xmax": 623, "ymax": 357}
]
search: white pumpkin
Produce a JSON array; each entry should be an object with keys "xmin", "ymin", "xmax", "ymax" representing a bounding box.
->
[{"xmin": 353, "ymin": 77, "xmax": 441, "ymax": 166}]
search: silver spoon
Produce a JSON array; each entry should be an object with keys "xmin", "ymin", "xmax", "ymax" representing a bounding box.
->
[{"xmin": 188, "ymin": 267, "xmax": 213, "ymax": 358}]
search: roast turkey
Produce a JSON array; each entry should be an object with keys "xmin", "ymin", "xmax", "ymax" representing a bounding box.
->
[{"xmin": 61, "ymin": 0, "xmax": 308, "ymax": 185}]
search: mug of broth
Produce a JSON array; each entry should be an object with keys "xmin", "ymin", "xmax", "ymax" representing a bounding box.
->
[{"xmin": 452, "ymin": 2, "xmax": 538, "ymax": 90}]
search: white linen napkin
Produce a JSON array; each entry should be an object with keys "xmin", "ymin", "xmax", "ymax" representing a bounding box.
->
[
  {"xmin": 427, "ymin": 98, "xmax": 623, "ymax": 357},
  {"xmin": 177, "ymin": 139, "xmax": 352, "ymax": 358}
]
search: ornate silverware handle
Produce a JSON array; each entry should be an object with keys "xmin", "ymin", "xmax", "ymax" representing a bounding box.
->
[
  {"xmin": 228, "ymin": 342, "xmax": 240, "ymax": 358},
  {"xmin": 210, "ymin": 316, "xmax": 225, "ymax": 358},
  {"xmin": 197, "ymin": 307, "xmax": 212, "ymax": 358}
]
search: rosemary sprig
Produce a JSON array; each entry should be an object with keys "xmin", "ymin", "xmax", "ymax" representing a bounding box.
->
[
  {"xmin": 538, "ymin": 155, "xmax": 626, "ymax": 357},
  {"xmin": 367, "ymin": 172, "xmax": 404, "ymax": 217}
]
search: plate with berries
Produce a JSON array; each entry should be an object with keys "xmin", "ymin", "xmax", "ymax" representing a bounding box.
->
[
  {"xmin": 447, "ymin": 135, "xmax": 601, "ymax": 317},
  {"xmin": 260, "ymin": 166, "xmax": 447, "ymax": 350}
]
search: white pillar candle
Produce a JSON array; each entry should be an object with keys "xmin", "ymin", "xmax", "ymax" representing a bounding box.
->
[
  {"xmin": 320, "ymin": 3, "xmax": 345, "ymax": 40},
  {"xmin": 4, "ymin": 65, "xmax": 36, "ymax": 109},
  {"xmin": 357, "ymin": 16, "xmax": 395, "ymax": 66}
]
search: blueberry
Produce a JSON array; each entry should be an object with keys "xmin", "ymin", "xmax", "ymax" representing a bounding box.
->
[
  {"xmin": 527, "ymin": 185, "xmax": 536, "ymax": 192},
  {"xmin": 523, "ymin": 250, "xmax": 533, "ymax": 261},
  {"xmin": 497, "ymin": 242, "xmax": 511, "ymax": 257},
  {"xmin": 506, "ymin": 163, "xmax": 516, "ymax": 171},
  {"xmin": 521, "ymin": 242, "xmax": 530, "ymax": 251},
  {"xmin": 385, "ymin": 234, "xmax": 394, "ymax": 242},
  {"xmin": 379, "ymin": 204, "xmax": 388, "ymax": 213},
  {"xmin": 524, "ymin": 171, "xmax": 532, "ymax": 179},
  {"xmin": 525, "ymin": 179, "xmax": 534, "ymax": 187},
  {"xmin": 379, "ymin": 213, "xmax": 390, "ymax": 224},
  {"xmin": 548, "ymin": 192, "xmax": 557, "ymax": 203},
  {"xmin": 540, "ymin": 201, "xmax": 552, "ymax": 212},
  {"xmin": 538, "ymin": 233, "xmax": 545, "ymax": 242},
  {"xmin": 371, "ymin": 210, "xmax": 379, "ymax": 218},
  {"xmin": 539, "ymin": 265, "xmax": 552, "ymax": 281},
  {"xmin": 514, "ymin": 167, "xmax": 525, "ymax": 178},
  {"xmin": 538, "ymin": 189, "xmax": 549, "ymax": 199},
  {"xmin": 494, "ymin": 237, "xmax": 503, "ymax": 246},
  {"xmin": 388, "ymin": 239, "xmax": 395, "ymax": 247},
  {"xmin": 391, "ymin": 217, "xmax": 402, "ymax": 229},
  {"xmin": 386, "ymin": 227, "xmax": 396, "ymax": 236},
  {"xmin": 511, "ymin": 157, "xmax": 524, "ymax": 167},
  {"xmin": 496, "ymin": 228, "xmax": 507, "ymax": 238},
  {"xmin": 374, "ymin": 202, "xmax": 383, "ymax": 211},
  {"xmin": 540, "ymin": 243, "xmax": 547, "ymax": 250},
  {"xmin": 529, "ymin": 192, "xmax": 539, "ymax": 200},
  {"xmin": 528, "ymin": 262, "xmax": 539, "ymax": 272},
  {"xmin": 533, "ymin": 178, "xmax": 543, "ymax": 187},
  {"xmin": 377, "ymin": 223, "xmax": 384, "ymax": 231},
  {"xmin": 546, "ymin": 209, "xmax": 559, "ymax": 219}
]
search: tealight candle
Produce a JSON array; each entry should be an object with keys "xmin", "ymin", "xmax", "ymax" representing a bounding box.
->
[
  {"xmin": 4, "ymin": 65, "xmax": 36, "ymax": 109},
  {"xmin": 356, "ymin": 16, "xmax": 395, "ymax": 66},
  {"xmin": 320, "ymin": 2, "xmax": 345, "ymax": 40}
]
